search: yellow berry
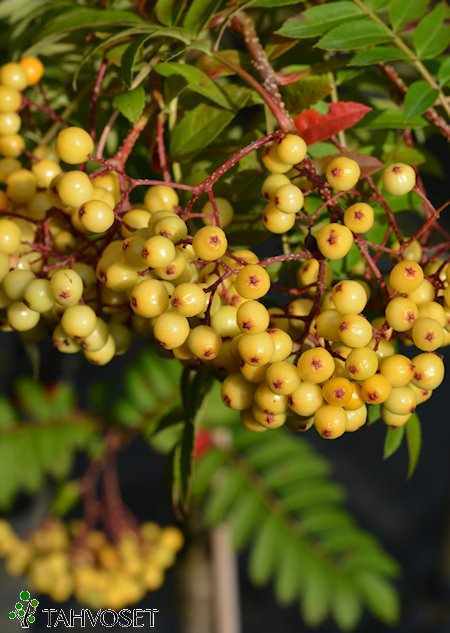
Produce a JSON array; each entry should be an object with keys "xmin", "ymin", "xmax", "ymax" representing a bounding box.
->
[
  {"xmin": 316, "ymin": 223, "xmax": 353, "ymax": 260},
  {"xmin": 345, "ymin": 405, "xmax": 367, "ymax": 432},
  {"xmin": 385, "ymin": 297, "xmax": 418, "ymax": 332},
  {"xmin": 79, "ymin": 198, "xmax": 115, "ymax": 233},
  {"xmin": 322, "ymin": 377, "xmax": 353, "ymax": 407},
  {"xmin": 192, "ymin": 225, "xmax": 228, "ymax": 261},
  {"xmin": 263, "ymin": 202, "xmax": 296, "ymax": 233},
  {"xmin": 276, "ymin": 134, "xmax": 307, "ymax": 164},
  {"xmin": 343, "ymin": 202, "xmax": 374, "ymax": 233},
  {"xmin": 325, "ymin": 156, "xmax": 360, "ymax": 191},
  {"xmin": 288, "ymin": 381, "xmax": 323, "ymax": 417},
  {"xmin": 296, "ymin": 347, "xmax": 335, "ymax": 383},
  {"xmin": 314, "ymin": 404, "xmax": 346, "ymax": 439},
  {"xmin": 153, "ymin": 312, "xmax": 190, "ymax": 349},
  {"xmin": 332, "ymin": 280, "xmax": 367, "ymax": 315},
  {"xmin": 382, "ymin": 163, "xmax": 416, "ymax": 196},
  {"xmin": 55, "ymin": 127, "xmax": 94, "ymax": 164},
  {"xmin": 221, "ymin": 373, "xmax": 255, "ymax": 410},
  {"xmin": 265, "ymin": 361, "xmax": 300, "ymax": 396},
  {"xmin": 0, "ymin": 63, "xmax": 28, "ymax": 90},
  {"xmin": 144, "ymin": 185, "xmax": 179, "ymax": 213},
  {"xmin": 262, "ymin": 144, "xmax": 292, "ymax": 173},
  {"xmin": 234, "ymin": 264, "xmax": 270, "ymax": 300},
  {"xmin": 379, "ymin": 354, "xmax": 414, "ymax": 387},
  {"xmin": 411, "ymin": 352, "xmax": 445, "ymax": 390},
  {"xmin": 274, "ymin": 183, "xmax": 304, "ymax": 214},
  {"xmin": 361, "ymin": 374, "xmax": 392, "ymax": 404},
  {"xmin": 19, "ymin": 56, "xmax": 45, "ymax": 85},
  {"xmin": 389, "ymin": 260, "xmax": 424, "ymax": 293}
]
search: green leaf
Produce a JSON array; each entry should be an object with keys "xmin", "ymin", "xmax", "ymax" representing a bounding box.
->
[
  {"xmin": 355, "ymin": 572, "xmax": 400, "ymax": 625},
  {"xmin": 205, "ymin": 470, "xmax": 243, "ymax": 525},
  {"xmin": 0, "ymin": 421, "xmax": 96, "ymax": 508},
  {"xmin": 123, "ymin": 366, "xmax": 158, "ymax": 415},
  {"xmin": 413, "ymin": 3, "xmax": 450, "ymax": 59},
  {"xmin": 155, "ymin": 0, "xmax": 188, "ymax": 25},
  {"xmin": 383, "ymin": 426, "xmax": 405, "ymax": 459},
  {"xmin": 171, "ymin": 419, "xmax": 195, "ymax": 515},
  {"xmin": 317, "ymin": 19, "xmax": 392, "ymax": 50},
  {"xmin": 14, "ymin": 378, "xmax": 50, "ymax": 419},
  {"xmin": 406, "ymin": 413, "xmax": 421, "ymax": 479},
  {"xmin": 301, "ymin": 563, "xmax": 333, "ymax": 626},
  {"xmin": 274, "ymin": 537, "xmax": 303, "ymax": 604},
  {"xmin": 195, "ymin": 426, "xmax": 398, "ymax": 629},
  {"xmin": 351, "ymin": 46, "xmax": 409, "ymax": 66},
  {"xmin": 281, "ymin": 75, "xmax": 331, "ymax": 112},
  {"xmin": 248, "ymin": 516, "xmax": 282, "ymax": 585},
  {"xmin": 404, "ymin": 80, "xmax": 439, "ymax": 119},
  {"xmin": 0, "ymin": 396, "xmax": 16, "ymax": 430},
  {"xmin": 194, "ymin": 449, "xmax": 226, "ymax": 498},
  {"xmin": 113, "ymin": 86, "xmax": 146, "ymax": 124},
  {"xmin": 113, "ymin": 398, "xmax": 142, "ymax": 427},
  {"xmin": 391, "ymin": 145, "xmax": 425, "ymax": 166},
  {"xmin": 438, "ymin": 57, "xmax": 450, "ymax": 86},
  {"xmin": 355, "ymin": 108, "xmax": 427, "ymax": 129},
  {"xmin": 172, "ymin": 368, "xmax": 214, "ymax": 514},
  {"xmin": 46, "ymin": 383, "xmax": 76, "ymax": 418},
  {"xmin": 230, "ymin": 492, "xmax": 265, "ymax": 549},
  {"xmin": 51, "ymin": 480, "xmax": 82, "ymax": 516},
  {"xmin": 41, "ymin": 8, "xmax": 143, "ymax": 36},
  {"xmin": 138, "ymin": 351, "xmax": 182, "ymax": 401},
  {"xmin": 251, "ymin": 0, "xmax": 305, "ymax": 5},
  {"xmin": 368, "ymin": 404, "xmax": 381, "ymax": 425},
  {"xmin": 183, "ymin": 0, "xmax": 224, "ymax": 34},
  {"xmin": 154, "ymin": 62, "xmax": 230, "ymax": 109},
  {"xmin": 170, "ymin": 103, "xmax": 236, "ymax": 161},
  {"xmin": 344, "ymin": 243, "xmax": 362, "ymax": 270},
  {"xmin": 277, "ymin": 2, "xmax": 364, "ymax": 39},
  {"xmin": 367, "ymin": 0, "xmax": 390, "ymax": 9},
  {"xmin": 389, "ymin": 0, "xmax": 428, "ymax": 31},
  {"xmin": 121, "ymin": 36, "xmax": 148, "ymax": 86},
  {"xmin": 333, "ymin": 579, "xmax": 363, "ymax": 631}
]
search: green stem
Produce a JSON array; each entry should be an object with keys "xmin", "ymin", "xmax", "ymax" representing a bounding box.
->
[{"xmin": 352, "ymin": 0, "xmax": 450, "ymax": 118}]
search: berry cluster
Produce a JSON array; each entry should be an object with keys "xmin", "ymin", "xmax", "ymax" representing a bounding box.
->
[
  {"xmin": 0, "ymin": 58, "xmax": 44, "ymax": 159},
  {"xmin": 0, "ymin": 518, "xmax": 183, "ymax": 608},
  {"xmin": 0, "ymin": 56, "xmax": 447, "ymax": 439}
]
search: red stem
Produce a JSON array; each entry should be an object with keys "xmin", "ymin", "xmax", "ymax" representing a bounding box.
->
[
  {"xmin": 157, "ymin": 114, "xmax": 171, "ymax": 182},
  {"xmin": 22, "ymin": 97, "xmax": 70, "ymax": 125},
  {"xmin": 213, "ymin": 52, "xmax": 293, "ymax": 132},
  {"xmin": 231, "ymin": 12, "xmax": 294, "ymax": 132},
  {"xmin": 89, "ymin": 59, "xmax": 108, "ymax": 140}
]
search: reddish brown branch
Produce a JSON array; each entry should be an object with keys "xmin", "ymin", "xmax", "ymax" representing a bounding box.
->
[
  {"xmin": 157, "ymin": 114, "xmax": 171, "ymax": 182},
  {"xmin": 89, "ymin": 59, "xmax": 108, "ymax": 140},
  {"xmin": 116, "ymin": 104, "xmax": 155, "ymax": 167},
  {"xmin": 231, "ymin": 12, "xmax": 294, "ymax": 132}
]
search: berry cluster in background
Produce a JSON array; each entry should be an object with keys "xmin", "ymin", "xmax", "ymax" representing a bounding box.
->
[
  {"xmin": 0, "ymin": 518, "xmax": 183, "ymax": 608},
  {"xmin": 0, "ymin": 57, "xmax": 448, "ymax": 444}
]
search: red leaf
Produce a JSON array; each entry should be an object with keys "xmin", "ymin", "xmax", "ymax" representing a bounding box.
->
[{"xmin": 294, "ymin": 102, "xmax": 372, "ymax": 144}]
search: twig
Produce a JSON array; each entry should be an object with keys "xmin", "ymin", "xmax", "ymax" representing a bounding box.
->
[
  {"xmin": 89, "ymin": 59, "xmax": 108, "ymax": 141},
  {"xmin": 157, "ymin": 114, "xmax": 171, "ymax": 182},
  {"xmin": 231, "ymin": 12, "xmax": 294, "ymax": 132},
  {"xmin": 213, "ymin": 52, "xmax": 293, "ymax": 132}
]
